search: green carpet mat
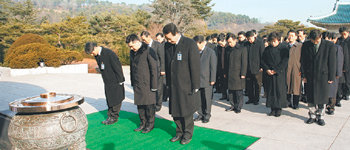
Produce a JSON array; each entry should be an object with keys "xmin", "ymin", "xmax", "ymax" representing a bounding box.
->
[{"xmin": 86, "ymin": 110, "xmax": 259, "ymax": 150}]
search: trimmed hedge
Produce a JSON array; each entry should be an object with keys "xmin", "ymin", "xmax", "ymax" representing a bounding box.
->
[{"xmin": 5, "ymin": 34, "xmax": 83, "ymax": 69}]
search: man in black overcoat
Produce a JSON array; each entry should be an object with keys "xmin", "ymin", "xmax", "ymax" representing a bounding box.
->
[
  {"xmin": 163, "ymin": 23, "xmax": 200, "ymax": 145},
  {"xmin": 141, "ymin": 31, "xmax": 166, "ymax": 112},
  {"xmin": 126, "ymin": 34, "xmax": 158, "ymax": 133},
  {"xmin": 215, "ymin": 33, "xmax": 228, "ymax": 100},
  {"xmin": 301, "ymin": 30, "xmax": 336, "ymax": 126},
  {"xmin": 336, "ymin": 27, "xmax": 350, "ymax": 103},
  {"xmin": 244, "ymin": 31, "xmax": 265, "ymax": 105},
  {"xmin": 224, "ymin": 33, "xmax": 247, "ymax": 113},
  {"xmin": 84, "ymin": 42, "xmax": 125, "ymax": 125}
]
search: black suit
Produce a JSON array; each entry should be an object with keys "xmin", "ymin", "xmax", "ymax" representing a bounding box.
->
[
  {"xmin": 96, "ymin": 47, "xmax": 125, "ymax": 119},
  {"xmin": 244, "ymin": 38, "xmax": 264, "ymax": 103},
  {"xmin": 150, "ymin": 40, "xmax": 166, "ymax": 110},
  {"xmin": 164, "ymin": 35, "xmax": 200, "ymax": 140},
  {"xmin": 336, "ymin": 37, "xmax": 350, "ymax": 98},
  {"xmin": 215, "ymin": 45, "xmax": 228, "ymax": 97}
]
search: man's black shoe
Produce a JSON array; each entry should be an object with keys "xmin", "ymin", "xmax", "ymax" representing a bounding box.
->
[
  {"xmin": 142, "ymin": 127, "xmax": 154, "ymax": 133},
  {"xmin": 234, "ymin": 109, "xmax": 241, "ymax": 113},
  {"xmin": 335, "ymin": 102, "xmax": 341, "ymax": 107},
  {"xmin": 268, "ymin": 110, "xmax": 275, "ymax": 116},
  {"xmin": 156, "ymin": 106, "xmax": 161, "ymax": 112},
  {"xmin": 170, "ymin": 136, "xmax": 182, "ymax": 142},
  {"xmin": 194, "ymin": 117, "xmax": 202, "ymax": 121},
  {"xmin": 253, "ymin": 102, "xmax": 259, "ymax": 105},
  {"xmin": 225, "ymin": 107, "xmax": 235, "ymax": 111},
  {"xmin": 245, "ymin": 101, "xmax": 253, "ymax": 104},
  {"xmin": 306, "ymin": 118, "xmax": 316, "ymax": 124},
  {"xmin": 288, "ymin": 104, "xmax": 293, "ymax": 108},
  {"xmin": 326, "ymin": 110, "xmax": 334, "ymax": 115},
  {"xmin": 102, "ymin": 117, "xmax": 118, "ymax": 125},
  {"xmin": 275, "ymin": 110, "xmax": 281, "ymax": 117},
  {"xmin": 134, "ymin": 125, "xmax": 145, "ymax": 132},
  {"xmin": 317, "ymin": 119, "xmax": 325, "ymax": 126},
  {"xmin": 180, "ymin": 138, "xmax": 192, "ymax": 145},
  {"xmin": 293, "ymin": 106, "xmax": 299, "ymax": 110},
  {"xmin": 202, "ymin": 119, "xmax": 209, "ymax": 123}
]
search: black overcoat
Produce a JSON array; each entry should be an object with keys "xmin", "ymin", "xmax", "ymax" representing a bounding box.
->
[
  {"xmin": 130, "ymin": 44, "xmax": 158, "ymax": 105},
  {"xmin": 225, "ymin": 44, "xmax": 248, "ymax": 90},
  {"xmin": 261, "ymin": 44, "xmax": 289, "ymax": 108},
  {"xmin": 301, "ymin": 39, "xmax": 336, "ymax": 104},
  {"xmin": 96, "ymin": 47, "xmax": 125, "ymax": 107},
  {"xmin": 244, "ymin": 38, "xmax": 265, "ymax": 74},
  {"xmin": 164, "ymin": 36, "xmax": 200, "ymax": 117}
]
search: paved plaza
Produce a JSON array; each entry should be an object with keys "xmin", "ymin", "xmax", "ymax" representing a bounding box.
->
[{"xmin": 1, "ymin": 66, "xmax": 350, "ymax": 150}]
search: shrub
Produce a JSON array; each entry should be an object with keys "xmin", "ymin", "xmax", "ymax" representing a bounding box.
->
[
  {"xmin": 5, "ymin": 43, "xmax": 83, "ymax": 68},
  {"xmin": 7, "ymin": 33, "xmax": 48, "ymax": 54}
]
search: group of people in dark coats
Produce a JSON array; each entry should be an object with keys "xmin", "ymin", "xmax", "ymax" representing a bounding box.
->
[{"xmin": 83, "ymin": 24, "xmax": 350, "ymax": 145}]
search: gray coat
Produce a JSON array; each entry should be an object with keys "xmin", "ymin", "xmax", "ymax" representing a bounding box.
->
[
  {"xmin": 130, "ymin": 43, "xmax": 158, "ymax": 105},
  {"xmin": 225, "ymin": 44, "xmax": 248, "ymax": 90},
  {"xmin": 200, "ymin": 46, "xmax": 217, "ymax": 88},
  {"xmin": 150, "ymin": 40, "xmax": 165, "ymax": 73},
  {"xmin": 329, "ymin": 44, "xmax": 344, "ymax": 98},
  {"xmin": 164, "ymin": 36, "xmax": 200, "ymax": 117}
]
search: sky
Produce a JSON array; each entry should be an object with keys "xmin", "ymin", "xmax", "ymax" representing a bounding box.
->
[{"xmin": 106, "ymin": 0, "xmax": 345, "ymax": 27}]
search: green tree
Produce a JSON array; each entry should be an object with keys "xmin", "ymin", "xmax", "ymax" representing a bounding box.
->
[
  {"xmin": 259, "ymin": 20, "xmax": 305, "ymax": 37},
  {"xmin": 151, "ymin": 0, "xmax": 213, "ymax": 32}
]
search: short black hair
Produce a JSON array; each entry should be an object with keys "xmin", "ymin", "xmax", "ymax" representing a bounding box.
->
[
  {"xmin": 296, "ymin": 29, "xmax": 306, "ymax": 35},
  {"xmin": 85, "ymin": 42, "xmax": 97, "ymax": 54},
  {"xmin": 211, "ymin": 33, "xmax": 218, "ymax": 39},
  {"xmin": 163, "ymin": 23, "xmax": 178, "ymax": 35},
  {"xmin": 140, "ymin": 31, "xmax": 151, "ymax": 37},
  {"xmin": 238, "ymin": 31, "xmax": 245, "ymax": 36},
  {"xmin": 205, "ymin": 35, "xmax": 211, "ymax": 41},
  {"xmin": 309, "ymin": 30, "xmax": 322, "ymax": 40},
  {"xmin": 328, "ymin": 32, "xmax": 338, "ymax": 40},
  {"xmin": 287, "ymin": 30, "xmax": 296, "ymax": 36},
  {"xmin": 156, "ymin": 32, "xmax": 164, "ymax": 37},
  {"xmin": 226, "ymin": 32, "xmax": 236, "ymax": 41},
  {"xmin": 339, "ymin": 26, "xmax": 348, "ymax": 33},
  {"xmin": 251, "ymin": 29, "xmax": 257, "ymax": 34},
  {"xmin": 125, "ymin": 34, "xmax": 140, "ymax": 43},
  {"xmin": 322, "ymin": 31, "xmax": 330, "ymax": 39},
  {"xmin": 217, "ymin": 33, "xmax": 226, "ymax": 42},
  {"xmin": 193, "ymin": 35, "xmax": 205, "ymax": 43},
  {"xmin": 267, "ymin": 32, "xmax": 280, "ymax": 42},
  {"xmin": 245, "ymin": 31, "xmax": 255, "ymax": 38}
]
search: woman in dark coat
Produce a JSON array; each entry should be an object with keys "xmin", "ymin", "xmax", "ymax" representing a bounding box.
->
[
  {"xmin": 261, "ymin": 32, "xmax": 289, "ymax": 117},
  {"xmin": 127, "ymin": 34, "xmax": 158, "ymax": 133}
]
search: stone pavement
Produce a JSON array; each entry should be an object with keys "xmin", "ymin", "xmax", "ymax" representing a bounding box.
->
[{"xmin": 1, "ymin": 66, "xmax": 349, "ymax": 150}]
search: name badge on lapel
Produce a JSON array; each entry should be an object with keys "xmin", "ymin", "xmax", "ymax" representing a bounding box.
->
[
  {"xmin": 177, "ymin": 52, "xmax": 182, "ymax": 61},
  {"xmin": 101, "ymin": 62, "xmax": 105, "ymax": 70}
]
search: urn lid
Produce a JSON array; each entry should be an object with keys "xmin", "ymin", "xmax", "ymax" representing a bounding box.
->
[{"xmin": 9, "ymin": 92, "xmax": 84, "ymax": 113}]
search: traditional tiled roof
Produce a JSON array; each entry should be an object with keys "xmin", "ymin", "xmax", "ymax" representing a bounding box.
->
[{"xmin": 308, "ymin": 2, "xmax": 350, "ymax": 26}]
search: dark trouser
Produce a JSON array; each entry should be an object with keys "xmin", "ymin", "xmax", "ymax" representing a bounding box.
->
[
  {"xmin": 156, "ymin": 76, "xmax": 165, "ymax": 110},
  {"xmin": 228, "ymin": 90, "xmax": 244, "ymax": 110},
  {"xmin": 246, "ymin": 72, "xmax": 262, "ymax": 102},
  {"xmin": 173, "ymin": 114, "xmax": 194, "ymax": 140},
  {"xmin": 198, "ymin": 86, "xmax": 213, "ymax": 120},
  {"xmin": 217, "ymin": 72, "xmax": 228, "ymax": 97},
  {"xmin": 137, "ymin": 104, "xmax": 155, "ymax": 128},
  {"xmin": 287, "ymin": 94, "xmax": 300, "ymax": 107},
  {"xmin": 308, "ymin": 104, "xmax": 325, "ymax": 120},
  {"xmin": 107, "ymin": 103, "xmax": 122, "ymax": 119},
  {"xmin": 344, "ymin": 71, "xmax": 350, "ymax": 96},
  {"xmin": 327, "ymin": 98, "xmax": 336, "ymax": 111}
]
